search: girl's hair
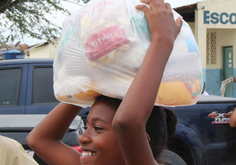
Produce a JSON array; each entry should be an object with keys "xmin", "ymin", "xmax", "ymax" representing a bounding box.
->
[
  {"xmin": 146, "ymin": 106, "xmax": 177, "ymax": 159},
  {"xmin": 94, "ymin": 96, "xmax": 177, "ymax": 159}
]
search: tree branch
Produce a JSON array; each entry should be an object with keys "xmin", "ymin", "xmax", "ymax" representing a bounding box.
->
[{"xmin": 0, "ymin": 0, "xmax": 21, "ymax": 14}]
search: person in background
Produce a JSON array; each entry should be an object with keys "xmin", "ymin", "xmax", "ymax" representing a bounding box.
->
[
  {"xmin": 220, "ymin": 76, "xmax": 236, "ymax": 97},
  {"xmin": 229, "ymin": 108, "xmax": 236, "ymax": 127},
  {"xmin": 201, "ymin": 82, "xmax": 209, "ymax": 96},
  {"xmin": 0, "ymin": 135, "xmax": 38, "ymax": 165}
]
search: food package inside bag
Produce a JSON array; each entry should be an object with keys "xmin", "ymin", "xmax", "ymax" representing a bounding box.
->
[{"xmin": 53, "ymin": 0, "xmax": 203, "ymax": 108}]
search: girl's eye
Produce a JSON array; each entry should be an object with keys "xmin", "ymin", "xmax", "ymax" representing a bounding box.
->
[
  {"xmin": 94, "ymin": 127, "xmax": 103, "ymax": 131},
  {"xmin": 83, "ymin": 126, "xmax": 88, "ymax": 130}
]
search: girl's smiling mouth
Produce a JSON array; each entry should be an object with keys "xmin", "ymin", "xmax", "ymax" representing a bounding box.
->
[
  {"xmin": 80, "ymin": 151, "xmax": 96, "ymax": 164},
  {"xmin": 81, "ymin": 151, "xmax": 96, "ymax": 157}
]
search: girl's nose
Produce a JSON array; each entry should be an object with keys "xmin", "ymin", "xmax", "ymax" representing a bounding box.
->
[{"xmin": 78, "ymin": 129, "xmax": 92, "ymax": 144}]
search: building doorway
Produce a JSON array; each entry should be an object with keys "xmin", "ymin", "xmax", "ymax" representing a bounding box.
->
[{"xmin": 223, "ymin": 46, "xmax": 234, "ymax": 97}]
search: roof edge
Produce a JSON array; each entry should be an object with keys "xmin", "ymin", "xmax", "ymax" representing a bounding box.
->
[{"xmin": 174, "ymin": 3, "xmax": 197, "ymax": 14}]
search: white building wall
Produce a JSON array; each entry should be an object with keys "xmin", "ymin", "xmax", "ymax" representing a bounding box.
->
[
  {"xmin": 29, "ymin": 43, "xmax": 58, "ymax": 58},
  {"xmin": 48, "ymin": 44, "xmax": 58, "ymax": 58},
  {"xmin": 30, "ymin": 45, "xmax": 49, "ymax": 58},
  {"xmin": 194, "ymin": 0, "xmax": 236, "ymax": 96},
  {"xmin": 196, "ymin": 0, "xmax": 236, "ymax": 68},
  {"xmin": 205, "ymin": 29, "xmax": 236, "ymax": 70}
]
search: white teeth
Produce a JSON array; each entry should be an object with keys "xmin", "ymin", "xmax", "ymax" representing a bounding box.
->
[{"xmin": 82, "ymin": 151, "xmax": 95, "ymax": 157}]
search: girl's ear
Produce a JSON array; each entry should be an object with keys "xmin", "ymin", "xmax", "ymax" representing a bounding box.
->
[{"xmin": 146, "ymin": 133, "xmax": 151, "ymax": 142}]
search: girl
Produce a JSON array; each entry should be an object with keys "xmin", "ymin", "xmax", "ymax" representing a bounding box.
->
[{"xmin": 26, "ymin": 0, "xmax": 182, "ymax": 164}]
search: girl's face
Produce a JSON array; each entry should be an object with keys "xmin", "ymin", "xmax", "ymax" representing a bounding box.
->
[{"xmin": 78, "ymin": 98, "xmax": 125, "ymax": 165}]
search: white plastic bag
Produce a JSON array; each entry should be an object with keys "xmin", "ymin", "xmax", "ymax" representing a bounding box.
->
[{"xmin": 53, "ymin": 0, "xmax": 203, "ymax": 108}]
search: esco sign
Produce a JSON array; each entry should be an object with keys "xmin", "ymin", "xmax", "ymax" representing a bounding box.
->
[{"xmin": 204, "ymin": 10, "xmax": 236, "ymax": 24}]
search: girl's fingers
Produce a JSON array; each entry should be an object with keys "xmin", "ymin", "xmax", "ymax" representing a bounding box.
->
[
  {"xmin": 135, "ymin": 4, "xmax": 152, "ymax": 16},
  {"xmin": 155, "ymin": 0, "xmax": 165, "ymax": 8},
  {"xmin": 139, "ymin": 0, "xmax": 150, "ymax": 5},
  {"xmin": 176, "ymin": 16, "xmax": 183, "ymax": 34},
  {"xmin": 139, "ymin": 0, "xmax": 158, "ymax": 13},
  {"xmin": 140, "ymin": 0, "xmax": 165, "ymax": 12},
  {"xmin": 165, "ymin": 2, "xmax": 172, "ymax": 11},
  {"xmin": 137, "ymin": 0, "xmax": 182, "ymax": 40}
]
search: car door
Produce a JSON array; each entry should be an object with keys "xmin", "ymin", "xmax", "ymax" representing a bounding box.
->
[
  {"xmin": 0, "ymin": 64, "xmax": 28, "ymax": 114},
  {"xmin": 175, "ymin": 99, "xmax": 236, "ymax": 165},
  {"xmin": 25, "ymin": 63, "xmax": 59, "ymax": 114},
  {"xmin": 198, "ymin": 103, "xmax": 236, "ymax": 165}
]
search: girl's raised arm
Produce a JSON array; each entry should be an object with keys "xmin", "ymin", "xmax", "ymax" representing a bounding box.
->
[
  {"xmin": 26, "ymin": 103, "xmax": 82, "ymax": 165},
  {"xmin": 112, "ymin": 0, "xmax": 182, "ymax": 164}
]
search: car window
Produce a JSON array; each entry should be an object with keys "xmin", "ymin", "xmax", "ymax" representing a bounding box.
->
[
  {"xmin": 0, "ymin": 68, "xmax": 22, "ymax": 106},
  {"xmin": 32, "ymin": 67, "xmax": 58, "ymax": 104}
]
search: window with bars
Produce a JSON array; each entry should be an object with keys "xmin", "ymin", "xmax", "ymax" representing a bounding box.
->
[
  {"xmin": 211, "ymin": 32, "xmax": 217, "ymax": 64},
  {"xmin": 206, "ymin": 32, "xmax": 217, "ymax": 65},
  {"xmin": 206, "ymin": 33, "xmax": 210, "ymax": 65}
]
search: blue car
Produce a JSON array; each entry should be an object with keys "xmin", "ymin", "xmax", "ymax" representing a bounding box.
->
[{"xmin": 1, "ymin": 58, "xmax": 236, "ymax": 165}]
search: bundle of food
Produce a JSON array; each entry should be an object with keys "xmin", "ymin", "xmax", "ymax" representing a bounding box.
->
[{"xmin": 53, "ymin": 0, "xmax": 203, "ymax": 108}]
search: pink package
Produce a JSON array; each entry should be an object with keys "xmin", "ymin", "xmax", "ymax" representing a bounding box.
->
[{"xmin": 85, "ymin": 25, "xmax": 129, "ymax": 60}]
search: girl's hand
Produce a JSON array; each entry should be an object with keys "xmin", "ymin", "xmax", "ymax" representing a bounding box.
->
[{"xmin": 136, "ymin": 0, "xmax": 182, "ymax": 44}]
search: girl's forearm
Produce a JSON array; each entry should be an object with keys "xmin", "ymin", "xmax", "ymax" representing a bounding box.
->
[
  {"xmin": 26, "ymin": 103, "xmax": 83, "ymax": 165},
  {"xmin": 27, "ymin": 103, "xmax": 82, "ymax": 144},
  {"xmin": 114, "ymin": 39, "xmax": 173, "ymax": 127}
]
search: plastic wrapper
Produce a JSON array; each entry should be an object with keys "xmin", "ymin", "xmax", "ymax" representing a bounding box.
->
[{"xmin": 53, "ymin": 0, "xmax": 203, "ymax": 108}]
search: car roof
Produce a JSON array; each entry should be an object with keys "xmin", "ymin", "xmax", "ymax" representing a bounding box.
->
[
  {"xmin": 0, "ymin": 58, "xmax": 54, "ymax": 66},
  {"xmin": 197, "ymin": 95, "xmax": 236, "ymax": 103},
  {"xmin": 1, "ymin": 59, "xmax": 235, "ymax": 104},
  {"xmin": 0, "ymin": 115, "xmax": 82, "ymax": 131}
]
